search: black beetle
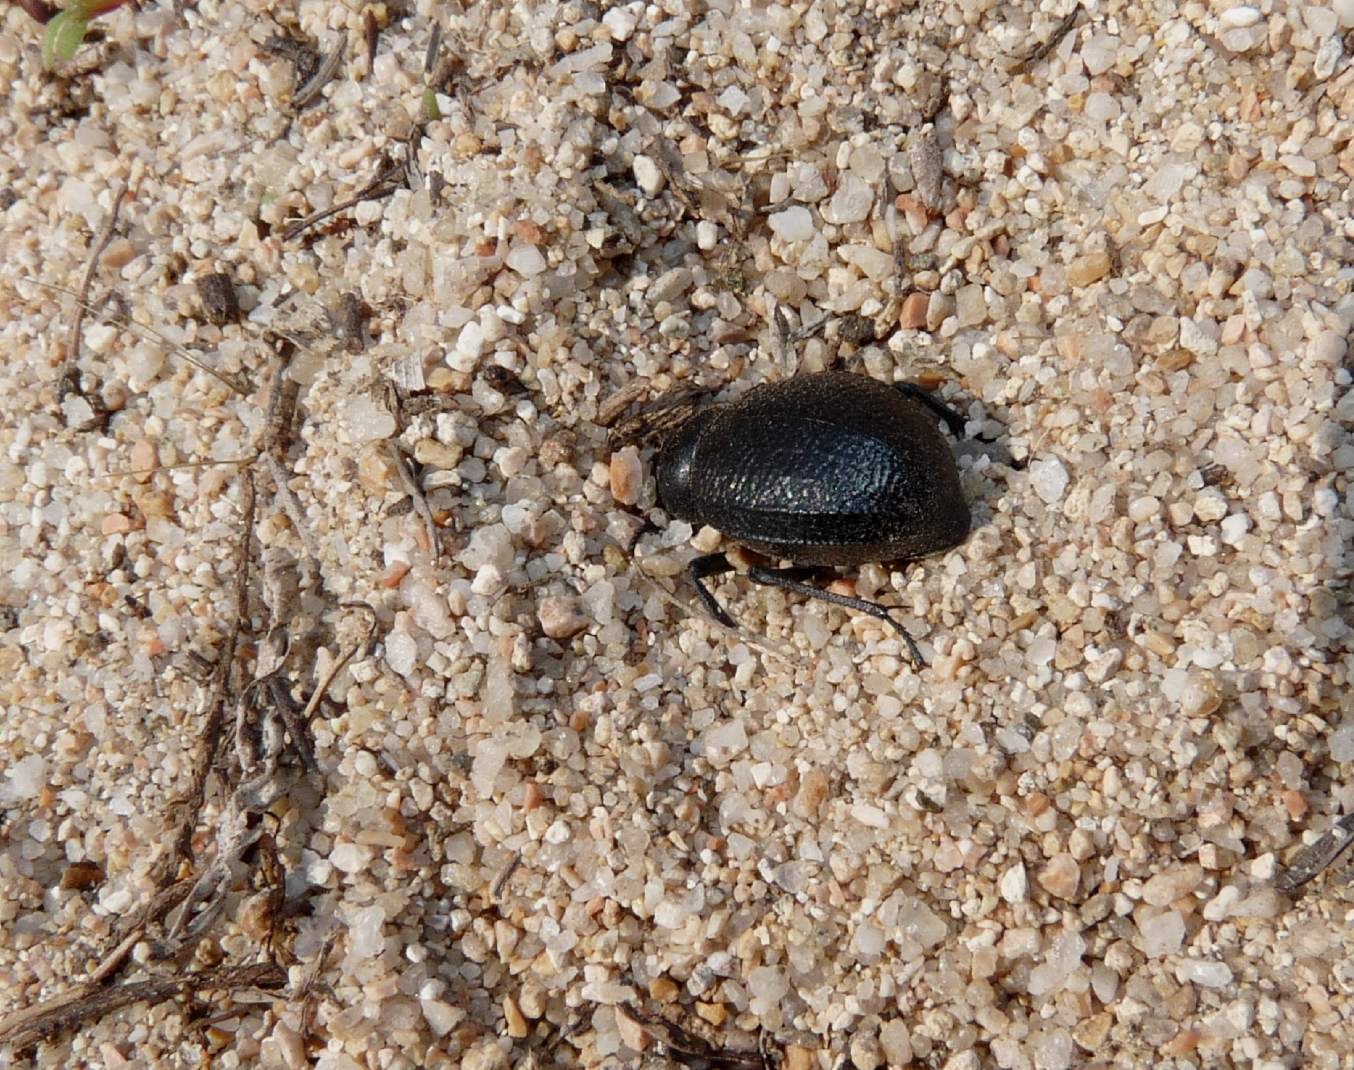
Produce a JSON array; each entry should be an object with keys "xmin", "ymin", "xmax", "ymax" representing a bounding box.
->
[{"xmin": 653, "ymin": 370, "xmax": 970, "ymax": 666}]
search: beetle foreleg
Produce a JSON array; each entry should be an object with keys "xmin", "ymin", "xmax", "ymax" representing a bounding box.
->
[
  {"xmin": 895, "ymin": 383, "xmax": 966, "ymax": 438},
  {"xmin": 746, "ymin": 566, "xmax": 925, "ymax": 667},
  {"xmin": 688, "ymin": 553, "xmax": 738, "ymax": 628}
]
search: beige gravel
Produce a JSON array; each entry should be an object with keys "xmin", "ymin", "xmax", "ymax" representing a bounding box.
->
[{"xmin": 2, "ymin": 1, "xmax": 1353, "ymax": 1068}]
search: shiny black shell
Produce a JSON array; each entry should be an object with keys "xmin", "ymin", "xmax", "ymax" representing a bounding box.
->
[{"xmin": 656, "ymin": 371, "xmax": 969, "ymax": 566}]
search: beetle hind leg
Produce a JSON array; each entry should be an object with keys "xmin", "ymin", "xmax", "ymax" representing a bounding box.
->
[
  {"xmin": 688, "ymin": 553, "xmax": 739, "ymax": 628},
  {"xmin": 895, "ymin": 382, "xmax": 966, "ymax": 438},
  {"xmin": 746, "ymin": 566, "xmax": 926, "ymax": 667}
]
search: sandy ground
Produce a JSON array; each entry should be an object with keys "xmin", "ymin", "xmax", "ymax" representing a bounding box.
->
[{"xmin": 1, "ymin": 0, "xmax": 1353, "ymax": 1067}]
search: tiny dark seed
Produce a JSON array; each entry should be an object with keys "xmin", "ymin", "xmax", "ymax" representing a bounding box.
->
[
  {"xmin": 335, "ymin": 291, "xmax": 367, "ymax": 352},
  {"xmin": 1199, "ymin": 463, "xmax": 1229, "ymax": 487},
  {"xmin": 836, "ymin": 313, "xmax": 876, "ymax": 347},
  {"xmin": 482, "ymin": 364, "xmax": 525, "ymax": 395},
  {"xmin": 196, "ymin": 271, "xmax": 239, "ymax": 326}
]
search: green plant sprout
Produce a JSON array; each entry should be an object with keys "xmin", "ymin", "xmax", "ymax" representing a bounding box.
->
[{"xmin": 34, "ymin": 0, "xmax": 130, "ymax": 69}]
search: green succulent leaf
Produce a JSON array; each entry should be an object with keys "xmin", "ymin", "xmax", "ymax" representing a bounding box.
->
[
  {"xmin": 422, "ymin": 88, "xmax": 441, "ymax": 122},
  {"xmin": 42, "ymin": 11, "xmax": 89, "ymax": 69}
]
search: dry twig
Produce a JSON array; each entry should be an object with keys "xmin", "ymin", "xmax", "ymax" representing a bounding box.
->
[
  {"xmin": 281, "ymin": 157, "xmax": 405, "ymax": 241},
  {"xmin": 384, "ymin": 442, "xmax": 440, "ymax": 561},
  {"xmin": 1276, "ymin": 812, "xmax": 1354, "ymax": 895},
  {"xmin": 167, "ymin": 472, "xmax": 256, "ymax": 867},
  {"xmin": 1009, "ymin": 5, "xmax": 1086, "ymax": 73},
  {"xmin": 58, "ymin": 183, "xmax": 127, "ymax": 413},
  {"xmin": 0, "ymin": 962, "xmax": 286, "ymax": 1051},
  {"xmin": 22, "ymin": 277, "xmax": 250, "ymax": 395}
]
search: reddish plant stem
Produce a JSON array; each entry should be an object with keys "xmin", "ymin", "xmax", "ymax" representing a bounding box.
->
[{"xmin": 14, "ymin": 0, "xmax": 58, "ymax": 23}]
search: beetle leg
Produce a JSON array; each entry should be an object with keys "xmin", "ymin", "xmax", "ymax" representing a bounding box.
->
[
  {"xmin": 626, "ymin": 516, "xmax": 659, "ymax": 556},
  {"xmin": 746, "ymin": 566, "xmax": 926, "ymax": 667},
  {"xmin": 688, "ymin": 553, "xmax": 739, "ymax": 628},
  {"xmin": 895, "ymin": 383, "xmax": 967, "ymax": 438}
]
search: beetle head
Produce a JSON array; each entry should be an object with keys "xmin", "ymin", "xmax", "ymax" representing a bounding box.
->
[{"xmin": 655, "ymin": 408, "xmax": 715, "ymax": 520}]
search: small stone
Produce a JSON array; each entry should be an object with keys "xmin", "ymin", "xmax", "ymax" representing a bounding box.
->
[
  {"xmin": 1330, "ymin": 724, "xmax": 1354, "ymax": 762},
  {"xmin": 926, "ymin": 292, "xmax": 953, "ymax": 332},
  {"xmin": 955, "ymin": 283, "xmax": 986, "ymax": 327},
  {"xmin": 101, "ymin": 237, "xmax": 136, "ymax": 269},
  {"xmin": 384, "ymin": 630, "xmax": 418, "ymax": 676},
  {"xmin": 900, "ymin": 292, "xmax": 929, "ymax": 329},
  {"xmin": 331, "ymin": 841, "xmax": 374, "ymax": 874},
  {"xmin": 717, "ymin": 85, "xmax": 749, "ymax": 116},
  {"xmin": 850, "ymin": 1031, "xmax": 883, "ymax": 1070},
  {"xmin": 519, "ymin": 980, "xmax": 546, "ymax": 1019},
  {"xmin": 1231, "ymin": 886, "xmax": 1282, "ymax": 918},
  {"xmin": 852, "ymin": 802, "xmax": 888, "ymax": 828},
  {"xmin": 1142, "ymin": 863, "xmax": 1204, "ymax": 906},
  {"xmin": 648, "ymin": 976, "xmax": 679, "ymax": 1003},
  {"xmin": 823, "ymin": 174, "xmax": 873, "ymax": 224},
  {"xmin": 634, "ymin": 155, "xmax": 664, "ymax": 195},
  {"xmin": 610, "ymin": 445, "xmax": 642, "ymax": 505},
  {"xmin": 503, "ymin": 995, "xmax": 528, "ymax": 1038},
  {"xmin": 421, "ymin": 997, "xmax": 466, "ymax": 1037},
  {"xmin": 462, "ymin": 1039, "xmax": 509, "ymax": 1070},
  {"xmin": 856, "ymin": 921, "xmax": 885, "ymax": 956},
  {"xmin": 1072, "ymin": 1013, "xmax": 1112, "ymax": 1052},
  {"xmin": 748, "ymin": 965, "xmax": 788, "ymax": 1009},
  {"xmin": 1146, "ymin": 159, "xmax": 1192, "ymax": 202},
  {"xmin": 101, "ymin": 513, "xmax": 136, "ymax": 535},
  {"xmin": 1179, "ymin": 673, "xmax": 1222, "ymax": 718},
  {"xmin": 1080, "ymin": 894, "xmax": 1113, "ymax": 925},
  {"xmin": 1029, "ymin": 457, "xmax": 1070, "ymax": 505},
  {"xmin": 378, "ymin": 560, "xmax": 410, "ymax": 589},
  {"xmin": 340, "ymin": 396, "xmax": 397, "ymax": 443},
  {"xmin": 879, "ymin": 1021, "xmax": 912, "ymax": 1065},
  {"xmin": 1179, "ymin": 316, "xmax": 1218, "ymax": 356},
  {"xmin": 1080, "ymin": 33, "xmax": 1120, "ymax": 75},
  {"xmin": 1311, "ymin": 330, "xmax": 1348, "ymax": 365},
  {"xmin": 909, "ymin": 127, "xmax": 943, "ymax": 212},
  {"xmin": 794, "ymin": 768, "xmax": 831, "ymax": 817},
  {"xmin": 1175, "ymin": 959, "xmax": 1233, "ymax": 988},
  {"xmin": 649, "ymin": 267, "xmax": 693, "ymax": 304},
  {"xmin": 505, "ymin": 241, "xmax": 547, "ymax": 277},
  {"xmin": 616, "ymin": 1006, "xmax": 649, "ymax": 1052},
  {"xmin": 602, "ymin": 6, "xmax": 637, "ymax": 39},
  {"xmin": 1067, "ymin": 252, "xmax": 1111, "ymax": 287},
  {"xmin": 769, "ymin": 205, "xmax": 815, "ymax": 242},
  {"xmin": 894, "ymin": 897, "xmax": 948, "ymax": 948},
  {"xmin": 841, "ymin": 244, "xmax": 893, "ymax": 280},
  {"xmin": 1219, "ymin": 6, "xmax": 1260, "ymax": 28},
  {"xmin": 130, "ymin": 439, "xmax": 158, "ymax": 483},
  {"xmin": 1219, "ymin": 513, "xmax": 1249, "ymax": 546},
  {"xmin": 273, "ymin": 1022, "xmax": 307, "ymax": 1070},
  {"xmin": 1281, "ymin": 789, "xmax": 1308, "ymax": 820},
  {"xmin": 1139, "ymin": 909, "xmax": 1186, "ymax": 956},
  {"xmin": 1128, "ymin": 496, "xmax": 1160, "ymax": 523},
  {"xmin": 1167, "ymin": 502, "xmax": 1194, "ymax": 527},
  {"xmin": 1000, "ymin": 862, "xmax": 1028, "ymax": 903},
  {"xmin": 1193, "ymin": 489, "xmax": 1228, "ymax": 523},
  {"xmin": 784, "ymin": 1045, "xmax": 818, "ymax": 1070},
  {"xmin": 1037, "ymin": 854, "xmax": 1080, "ymax": 899},
  {"xmin": 695, "ymin": 1002, "xmax": 727, "ymax": 1026},
  {"xmin": 895, "ymin": 192, "xmax": 928, "ymax": 232}
]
